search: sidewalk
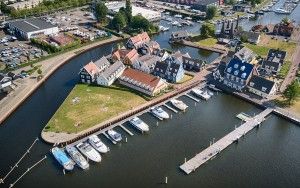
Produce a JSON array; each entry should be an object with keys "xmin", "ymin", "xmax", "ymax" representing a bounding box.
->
[{"xmin": 0, "ymin": 36, "xmax": 123, "ymax": 125}]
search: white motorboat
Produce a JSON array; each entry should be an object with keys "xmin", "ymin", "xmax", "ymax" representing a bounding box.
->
[
  {"xmin": 76, "ymin": 142, "xmax": 101, "ymax": 163},
  {"xmin": 170, "ymin": 99, "xmax": 188, "ymax": 111},
  {"xmin": 166, "ymin": 17, "xmax": 172, "ymax": 22},
  {"xmin": 150, "ymin": 107, "xmax": 169, "ymax": 120},
  {"xmin": 208, "ymin": 84, "xmax": 222, "ymax": 92},
  {"xmin": 159, "ymin": 25, "xmax": 169, "ymax": 32},
  {"xmin": 172, "ymin": 21, "xmax": 179, "ymax": 26},
  {"xmin": 107, "ymin": 129, "xmax": 122, "ymax": 142},
  {"xmin": 129, "ymin": 117, "xmax": 150, "ymax": 132},
  {"xmin": 192, "ymin": 88, "xmax": 211, "ymax": 100},
  {"xmin": 174, "ymin": 14, "xmax": 182, "ymax": 18},
  {"xmin": 88, "ymin": 135, "xmax": 109, "ymax": 154},
  {"xmin": 184, "ymin": 17, "xmax": 192, "ymax": 20},
  {"xmin": 65, "ymin": 145, "xmax": 89, "ymax": 170},
  {"xmin": 274, "ymin": 8, "xmax": 290, "ymax": 14}
]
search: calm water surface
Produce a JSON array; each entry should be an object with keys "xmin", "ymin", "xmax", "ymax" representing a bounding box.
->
[{"xmin": 0, "ymin": 2, "xmax": 300, "ymax": 187}]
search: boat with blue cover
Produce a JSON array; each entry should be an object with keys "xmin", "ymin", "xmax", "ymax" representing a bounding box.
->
[{"xmin": 51, "ymin": 147, "xmax": 74, "ymax": 171}]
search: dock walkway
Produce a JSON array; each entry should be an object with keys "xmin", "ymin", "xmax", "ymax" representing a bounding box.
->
[{"xmin": 180, "ymin": 108, "xmax": 273, "ymax": 175}]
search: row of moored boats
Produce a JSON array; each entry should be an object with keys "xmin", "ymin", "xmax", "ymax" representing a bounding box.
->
[{"xmin": 52, "ymin": 85, "xmax": 218, "ymax": 171}]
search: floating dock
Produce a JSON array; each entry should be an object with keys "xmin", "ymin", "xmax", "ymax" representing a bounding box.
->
[
  {"xmin": 163, "ymin": 104, "xmax": 178, "ymax": 113},
  {"xmin": 184, "ymin": 93, "xmax": 200, "ymax": 102},
  {"xmin": 236, "ymin": 112, "xmax": 252, "ymax": 122},
  {"xmin": 180, "ymin": 108, "xmax": 273, "ymax": 175},
  {"xmin": 119, "ymin": 125, "xmax": 134, "ymax": 136}
]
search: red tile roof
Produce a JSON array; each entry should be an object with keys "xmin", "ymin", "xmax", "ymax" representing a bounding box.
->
[
  {"xmin": 83, "ymin": 62, "xmax": 101, "ymax": 76},
  {"xmin": 129, "ymin": 32, "xmax": 150, "ymax": 45},
  {"xmin": 120, "ymin": 68, "xmax": 162, "ymax": 89}
]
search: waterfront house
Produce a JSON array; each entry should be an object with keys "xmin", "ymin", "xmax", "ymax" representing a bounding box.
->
[
  {"xmin": 260, "ymin": 49, "xmax": 286, "ymax": 75},
  {"xmin": 111, "ymin": 48, "xmax": 139, "ymax": 65},
  {"xmin": 169, "ymin": 31, "xmax": 190, "ymax": 43},
  {"xmin": 153, "ymin": 55, "xmax": 185, "ymax": 83},
  {"xmin": 0, "ymin": 74, "xmax": 12, "ymax": 93},
  {"xmin": 237, "ymin": 31, "xmax": 261, "ymax": 44},
  {"xmin": 273, "ymin": 20, "xmax": 294, "ymax": 37},
  {"xmin": 223, "ymin": 58, "xmax": 254, "ymax": 91},
  {"xmin": 191, "ymin": 0, "xmax": 221, "ymax": 12},
  {"xmin": 247, "ymin": 75, "xmax": 277, "ymax": 98},
  {"xmin": 138, "ymin": 41, "xmax": 160, "ymax": 55},
  {"xmin": 233, "ymin": 4, "xmax": 252, "ymax": 12},
  {"xmin": 182, "ymin": 56, "xmax": 206, "ymax": 72},
  {"xmin": 132, "ymin": 54, "xmax": 160, "ymax": 74},
  {"xmin": 126, "ymin": 32, "xmax": 151, "ymax": 49},
  {"xmin": 96, "ymin": 61, "xmax": 125, "ymax": 86},
  {"xmin": 118, "ymin": 68, "xmax": 168, "ymax": 96},
  {"xmin": 79, "ymin": 56, "xmax": 111, "ymax": 84},
  {"xmin": 234, "ymin": 46, "xmax": 256, "ymax": 64},
  {"xmin": 213, "ymin": 61, "xmax": 228, "ymax": 81}
]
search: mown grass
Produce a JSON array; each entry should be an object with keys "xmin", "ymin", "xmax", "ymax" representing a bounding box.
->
[{"xmin": 45, "ymin": 84, "xmax": 147, "ymax": 133}]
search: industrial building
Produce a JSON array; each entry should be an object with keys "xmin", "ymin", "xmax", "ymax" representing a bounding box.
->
[{"xmin": 7, "ymin": 18, "xmax": 59, "ymax": 40}]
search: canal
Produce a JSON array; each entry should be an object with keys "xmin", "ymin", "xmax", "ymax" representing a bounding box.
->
[{"xmin": 0, "ymin": 2, "xmax": 300, "ymax": 187}]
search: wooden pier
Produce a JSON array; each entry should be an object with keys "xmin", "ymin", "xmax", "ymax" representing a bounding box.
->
[
  {"xmin": 163, "ymin": 104, "xmax": 178, "ymax": 113},
  {"xmin": 180, "ymin": 108, "xmax": 273, "ymax": 175},
  {"xmin": 119, "ymin": 125, "xmax": 134, "ymax": 136},
  {"xmin": 102, "ymin": 132, "xmax": 117, "ymax": 145}
]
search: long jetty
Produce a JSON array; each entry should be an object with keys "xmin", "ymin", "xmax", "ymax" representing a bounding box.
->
[{"xmin": 180, "ymin": 108, "xmax": 273, "ymax": 175}]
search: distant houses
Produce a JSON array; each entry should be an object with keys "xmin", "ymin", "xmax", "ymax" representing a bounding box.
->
[
  {"xmin": 126, "ymin": 32, "xmax": 151, "ymax": 49},
  {"xmin": 119, "ymin": 68, "xmax": 168, "ymax": 96},
  {"xmin": 111, "ymin": 48, "xmax": 139, "ymax": 65},
  {"xmin": 132, "ymin": 54, "xmax": 160, "ymax": 74},
  {"xmin": 169, "ymin": 31, "xmax": 190, "ymax": 43}
]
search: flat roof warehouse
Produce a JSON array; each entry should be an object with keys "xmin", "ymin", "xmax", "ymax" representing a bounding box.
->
[{"xmin": 8, "ymin": 18, "xmax": 57, "ymax": 33}]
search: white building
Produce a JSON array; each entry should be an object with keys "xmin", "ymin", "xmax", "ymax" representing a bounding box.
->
[
  {"xmin": 105, "ymin": 2, "xmax": 161, "ymax": 22},
  {"xmin": 97, "ymin": 61, "xmax": 125, "ymax": 86},
  {"xmin": 7, "ymin": 18, "xmax": 59, "ymax": 40},
  {"xmin": 7, "ymin": 0, "xmax": 42, "ymax": 10}
]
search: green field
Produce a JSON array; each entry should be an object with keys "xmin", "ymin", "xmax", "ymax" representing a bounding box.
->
[
  {"xmin": 245, "ymin": 35, "xmax": 297, "ymax": 61},
  {"xmin": 44, "ymin": 84, "xmax": 147, "ymax": 133},
  {"xmin": 194, "ymin": 37, "xmax": 218, "ymax": 48}
]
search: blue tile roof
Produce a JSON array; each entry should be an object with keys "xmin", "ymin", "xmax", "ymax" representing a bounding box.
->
[{"xmin": 226, "ymin": 58, "xmax": 254, "ymax": 80}]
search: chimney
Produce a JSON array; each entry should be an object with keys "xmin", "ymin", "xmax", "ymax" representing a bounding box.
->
[{"xmin": 236, "ymin": 15, "xmax": 239, "ymax": 30}]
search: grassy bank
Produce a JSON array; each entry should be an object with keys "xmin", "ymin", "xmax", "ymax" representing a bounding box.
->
[
  {"xmin": 44, "ymin": 84, "xmax": 147, "ymax": 133},
  {"xmin": 192, "ymin": 36, "xmax": 218, "ymax": 48},
  {"xmin": 244, "ymin": 34, "xmax": 297, "ymax": 60}
]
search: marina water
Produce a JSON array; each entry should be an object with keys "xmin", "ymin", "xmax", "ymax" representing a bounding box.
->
[{"xmin": 0, "ymin": 1, "xmax": 300, "ymax": 187}]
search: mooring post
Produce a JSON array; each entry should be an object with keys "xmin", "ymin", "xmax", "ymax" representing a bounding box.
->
[
  {"xmin": 165, "ymin": 176, "xmax": 168, "ymax": 184},
  {"xmin": 125, "ymin": 137, "xmax": 128, "ymax": 143},
  {"xmin": 156, "ymin": 121, "xmax": 159, "ymax": 126}
]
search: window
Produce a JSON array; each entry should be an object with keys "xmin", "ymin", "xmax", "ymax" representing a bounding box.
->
[
  {"xmin": 262, "ymin": 87, "xmax": 267, "ymax": 92},
  {"xmin": 249, "ymin": 82, "xmax": 254, "ymax": 87}
]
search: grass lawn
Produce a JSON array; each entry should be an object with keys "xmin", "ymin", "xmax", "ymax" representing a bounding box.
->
[
  {"xmin": 177, "ymin": 74, "xmax": 194, "ymax": 84},
  {"xmin": 195, "ymin": 38, "xmax": 218, "ymax": 47},
  {"xmin": 245, "ymin": 35, "xmax": 297, "ymax": 61},
  {"xmin": 44, "ymin": 84, "xmax": 147, "ymax": 133},
  {"xmin": 276, "ymin": 97, "xmax": 300, "ymax": 117}
]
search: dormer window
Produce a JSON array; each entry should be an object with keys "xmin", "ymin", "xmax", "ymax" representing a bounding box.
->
[
  {"xmin": 227, "ymin": 67, "xmax": 232, "ymax": 73},
  {"xmin": 250, "ymin": 82, "xmax": 254, "ymax": 87},
  {"xmin": 240, "ymin": 66, "xmax": 245, "ymax": 71},
  {"xmin": 262, "ymin": 87, "xmax": 267, "ymax": 92},
  {"xmin": 241, "ymin": 73, "xmax": 247, "ymax": 79},
  {"xmin": 234, "ymin": 70, "xmax": 239, "ymax": 76},
  {"xmin": 234, "ymin": 64, "xmax": 239, "ymax": 69}
]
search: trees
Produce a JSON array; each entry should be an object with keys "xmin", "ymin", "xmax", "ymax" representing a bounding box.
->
[
  {"xmin": 200, "ymin": 23, "xmax": 215, "ymax": 38},
  {"xmin": 245, "ymin": 0, "xmax": 262, "ymax": 6},
  {"xmin": 95, "ymin": 2, "xmax": 108, "ymax": 23},
  {"xmin": 125, "ymin": 0, "xmax": 132, "ymax": 24},
  {"xmin": 206, "ymin": 6, "xmax": 217, "ymax": 20},
  {"xmin": 111, "ymin": 12, "xmax": 126, "ymax": 32},
  {"xmin": 240, "ymin": 34, "xmax": 248, "ymax": 43},
  {"xmin": 130, "ymin": 15, "xmax": 151, "ymax": 32},
  {"xmin": 283, "ymin": 80, "xmax": 300, "ymax": 105}
]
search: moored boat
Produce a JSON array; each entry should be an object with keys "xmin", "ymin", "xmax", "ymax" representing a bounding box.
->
[
  {"xmin": 150, "ymin": 107, "xmax": 169, "ymax": 120},
  {"xmin": 88, "ymin": 135, "xmax": 110, "ymax": 154},
  {"xmin": 170, "ymin": 99, "xmax": 188, "ymax": 111},
  {"xmin": 192, "ymin": 88, "xmax": 211, "ymax": 100},
  {"xmin": 129, "ymin": 117, "xmax": 150, "ymax": 132},
  {"xmin": 51, "ymin": 147, "xmax": 74, "ymax": 171},
  {"xmin": 76, "ymin": 142, "xmax": 101, "ymax": 163},
  {"xmin": 65, "ymin": 145, "xmax": 89, "ymax": 170},
  {"xmin": 107, "ymin": 129, "xmax": 122, "ymax": 142}
]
